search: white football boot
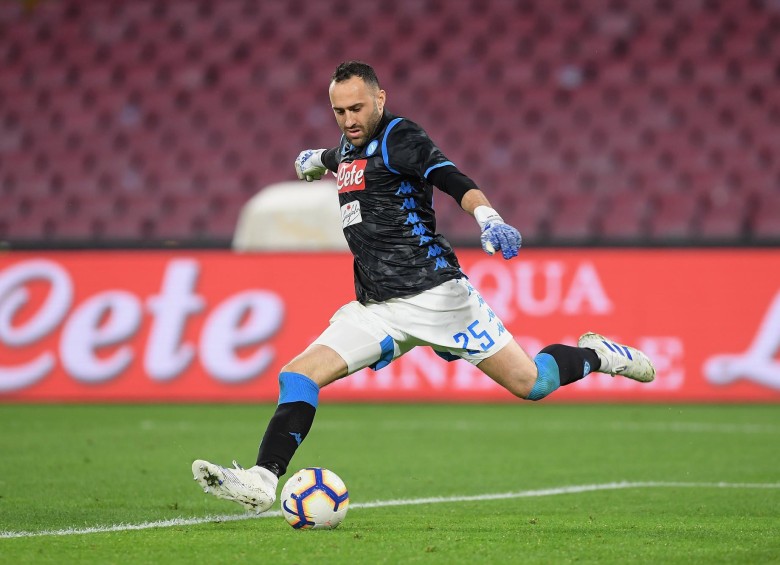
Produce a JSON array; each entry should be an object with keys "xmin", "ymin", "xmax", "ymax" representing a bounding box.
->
[
  {"xmin": 578, "ymin": 332, "xmax": 656, "ymax": 383},
  {"xmin": 192, "ymin": 459, "xmax": 278, "ymax": 513}
]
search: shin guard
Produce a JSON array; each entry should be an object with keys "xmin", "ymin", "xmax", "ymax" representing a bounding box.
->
[{"xmin": 256, "ymin": 372, "xmax": 319, "ymax": 476}]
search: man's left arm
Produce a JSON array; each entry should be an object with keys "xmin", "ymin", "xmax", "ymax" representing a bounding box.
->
[
  {"xmin": 429, "ymin": 168, "xmax": 522, "ymax": 260},
  {"xmin": 389, "ymin": 121, "xmax": 521, "ymax": 259}
]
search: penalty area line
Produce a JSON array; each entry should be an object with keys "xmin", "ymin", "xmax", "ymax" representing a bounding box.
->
[{"xmin": 2, "ymin": 481, "xmax": 779, "ymax": 539}]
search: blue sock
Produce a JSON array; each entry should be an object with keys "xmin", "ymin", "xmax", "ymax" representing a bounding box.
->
[
  {"xmin": 528, "ymin": 353, "xmax": 561, "ymax": 401},
  {"xmin": 278, "ymin": 371, "xmax": 319, "ymax": 408}
]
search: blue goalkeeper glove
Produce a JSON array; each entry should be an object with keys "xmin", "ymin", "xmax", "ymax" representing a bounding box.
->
[{"xmin": 475, "ymin": 206, "xmax": 522, "ymax": 260}]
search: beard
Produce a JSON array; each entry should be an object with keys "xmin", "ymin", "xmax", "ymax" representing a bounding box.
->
[{"xmin": 345, "ymin": 104, "xmax": 383, "ymax": 147}]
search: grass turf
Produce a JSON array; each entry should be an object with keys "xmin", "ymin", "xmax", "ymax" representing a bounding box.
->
[{"xmin": 1, "ymin": 404, "xmax": 778, "ymax": 564}]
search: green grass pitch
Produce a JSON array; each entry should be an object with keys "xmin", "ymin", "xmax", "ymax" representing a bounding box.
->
[{"xmin": 1, "ymin": 404, "xmax": 778, "ymax": 564}]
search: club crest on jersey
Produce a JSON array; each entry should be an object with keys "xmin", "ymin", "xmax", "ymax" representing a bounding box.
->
[
  {"xmin": 337, "ymin": 160, "xmax": 367, "ymax": 192},
  {"xmin": 341, "ymin": 201, "xmax": 363, "ymax": 227}
]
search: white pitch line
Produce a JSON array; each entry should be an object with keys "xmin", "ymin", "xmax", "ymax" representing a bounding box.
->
[
  {"xmin": 2, "ymin": 481, "xmax": 779, "ymax": 540},
  {"xmin": 315, "ymin": 420, "xmax": 780, "ymax": 434}
]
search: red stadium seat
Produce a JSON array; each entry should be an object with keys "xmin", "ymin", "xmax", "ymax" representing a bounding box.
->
[
  {"xmin": 599, "ymin": 191, "xmax": 651, "ymax": 240},
  {"xmin": 648, "ymin": 192, "xmax": 702, "ymax": 240},
  {"xmin": 751, "ymin": 192, "xmax": 780, "ymax": 240},
  {"xmin": 698, "ymin": 187, "xmax": 750, "ymax": 240},
  {"xmin": 0, "ymin": 0, "xmax": 776, "ymax": 245},
  {"xmin": 549, "ymin": 192, "xmax": 602, "ymax": 241}
]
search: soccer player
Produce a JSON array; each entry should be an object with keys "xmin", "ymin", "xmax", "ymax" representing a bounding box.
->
[{"xmin": 192, "ymin": 61, "xmax": 655, "ymax": 512}]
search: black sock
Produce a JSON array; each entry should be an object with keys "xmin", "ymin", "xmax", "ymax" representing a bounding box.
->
[
  {"xmin": 256, "ymin": 401, "xmax": 316, "ymax": 477},
  {"xmin": 539, "ymin": 344, "xmax": 601, "ymax": 386}
]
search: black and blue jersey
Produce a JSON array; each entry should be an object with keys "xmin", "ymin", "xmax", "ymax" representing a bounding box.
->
[{"xmin": 322, "ymin": 111, "xmax": 465, "ymax": 303}]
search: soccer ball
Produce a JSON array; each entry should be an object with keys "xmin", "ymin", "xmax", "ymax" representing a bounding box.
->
[{"xmin": 280, "ymin": 467, "xmax": 349, "ymax": 530}]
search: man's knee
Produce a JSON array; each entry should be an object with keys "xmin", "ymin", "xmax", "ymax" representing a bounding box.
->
[
  {"xmin": 526, "ymin": 352, "xmax": 561, "ymax": 401},
  {"xmin": 281, "ymin": 345, "xmax": 348, "ymax": 387},
  {"xmin": 476, "ymin": 341, "xmax": 539, "ymax": 399}
]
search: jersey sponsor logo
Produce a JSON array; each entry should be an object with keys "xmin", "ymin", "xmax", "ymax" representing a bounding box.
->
[
  {"xmin": 341, "ymin": 201, "xmax": 362, "ymax": 228},
  {"xmin": 337, "ymin": 160, "xmax": 367, "ymax": 192}
]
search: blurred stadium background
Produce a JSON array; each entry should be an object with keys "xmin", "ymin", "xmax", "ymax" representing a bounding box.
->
[{"xmin": 1, "ymin": 0, "xmax": 779, "ymax": 249}]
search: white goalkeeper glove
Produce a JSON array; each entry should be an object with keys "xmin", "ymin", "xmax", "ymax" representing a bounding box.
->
[{"xmin": 294, "ymin": 149, "xmax": 329, "ymax": 182}]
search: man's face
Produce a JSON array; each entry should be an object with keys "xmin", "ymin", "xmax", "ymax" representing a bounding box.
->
[{"xmin": 329, "ymin": 76, "xmax": 386, "ymax": 148}]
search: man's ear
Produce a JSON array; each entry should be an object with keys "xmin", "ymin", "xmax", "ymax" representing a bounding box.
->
[{"xmin": 376, "ymin": 89, "xmax": 387, "ymax": 113}]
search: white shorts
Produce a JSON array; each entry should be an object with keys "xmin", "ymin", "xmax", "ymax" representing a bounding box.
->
[{"xmin": 312, "ymin": 278, "xmax": 514, "ymax": 374}]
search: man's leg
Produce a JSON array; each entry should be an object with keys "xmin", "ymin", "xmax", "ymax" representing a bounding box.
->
[
  {"xmin": 192, "ymin": 345, "xmax": 347, "ymax": 513},
  {"xmin": 577, "ymin": 332, "xmax": 655, "ymax": 383},
  {"xmin": 255, "ymin": 344, "xmax": 349, "ymax": 477},
  {"xmin": 477, "ymin": 334, "xmax": 654, "ymax": 401}
]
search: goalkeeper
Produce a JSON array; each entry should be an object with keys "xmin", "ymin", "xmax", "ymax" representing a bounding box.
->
[{"xmin": 192, "ymin": 61, "xmax": 656, "ymax": 512}]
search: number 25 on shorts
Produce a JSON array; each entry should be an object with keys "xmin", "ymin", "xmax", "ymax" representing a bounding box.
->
[{"xmin": 453, "ymin": 320, "xmax": 495, "ymax": 352}]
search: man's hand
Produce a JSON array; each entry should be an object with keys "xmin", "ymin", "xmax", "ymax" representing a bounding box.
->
[
  {"xmin": 294, "ymin": 149, "xmax": 328, "ymax": 182},
  {"xmin": 474, "ymin": 205, "xmax": 522, "ymax": 259},
  {"xmin": 481, "ymin": 220, "xmax": 522, "ymax": 259}
]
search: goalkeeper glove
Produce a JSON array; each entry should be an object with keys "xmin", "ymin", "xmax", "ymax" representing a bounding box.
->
[
  {"xmin": 474, "ymin": 205, "xmax": 522, "ymax": 260},
  {"xmin": 294, "ymin": 149, "xmax": 329, "ymax": 182}
]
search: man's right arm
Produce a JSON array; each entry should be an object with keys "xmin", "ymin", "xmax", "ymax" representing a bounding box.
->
[
  {"xmin": 294, "ymin": 148, "xmax": 340, "ymax": 181},
  {"xmin": 320, "ymin": 148, "xmax": 339, "ymax": 172}
]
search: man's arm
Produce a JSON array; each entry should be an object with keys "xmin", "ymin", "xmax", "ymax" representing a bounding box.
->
[
  {"xmin": 320, "ymin": 148, "xmax": 340, "ymax": 172},
  {"xmin": 294, "ymin": 147, "xmax": 340, "ymax": 181},
  {"xmin": 429, "ymin": 169, "xmax": 523, "ymax": 260},
  {"xmin": 459, "ymin": 188, "xmax": 493, "ymax": 216},
  {"xmin": 461, "ymin": 188, "xmax": 523, "ymax": 259}
]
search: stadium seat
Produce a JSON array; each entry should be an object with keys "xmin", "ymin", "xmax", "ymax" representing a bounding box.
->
[
  {"xmin": 0, "ymin": 0, "xmax": 777, "ymax": 245},
  {"xmin": 599, "ymin": 191, "xmax": 651, "ymax": 240},
  {"xmin": 648, "ymin": 192, "xmax": 702, "ymax": 240},
  {"xmin": 698, "ymin": 187, "xmax": 750, "ymax": 240},
  {"xmin": 751, "ymin": 192, "xmax": 780, "ymax": 240},
  {"xmin": 548, "ymin": 192, "xmax": 602, "ymax": 241}
]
